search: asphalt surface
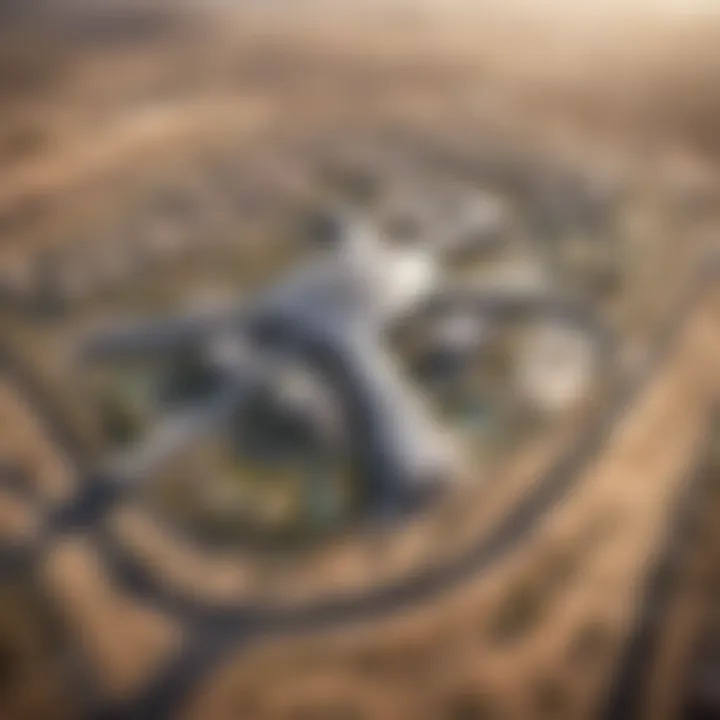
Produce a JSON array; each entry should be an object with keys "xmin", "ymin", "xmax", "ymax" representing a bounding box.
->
[
  {"xmin": 0, "ymin": 261, "xmax": 717, "ymax": 719},
  {"xmin": 601, "ymin": 417, "xmax": 719, "ymax": 720}
]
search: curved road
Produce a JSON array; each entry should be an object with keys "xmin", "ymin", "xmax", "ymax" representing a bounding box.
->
[
  {"xmin": 0, "ymin": 260, "xmax": 717, "ymax": 719},
  {"xmin": 600, "ymin": 421, "xmax": 719, "ymax": 720}
]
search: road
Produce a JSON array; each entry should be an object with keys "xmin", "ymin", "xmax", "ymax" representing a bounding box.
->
[{"xmin": 0, "ymin": 260, "xmax": 717, "ymax": 719}]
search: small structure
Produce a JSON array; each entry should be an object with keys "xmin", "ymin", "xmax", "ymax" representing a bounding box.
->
[{"xmin": 515, "ymin": 320, "xmax": 597, "ymax": 415}]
